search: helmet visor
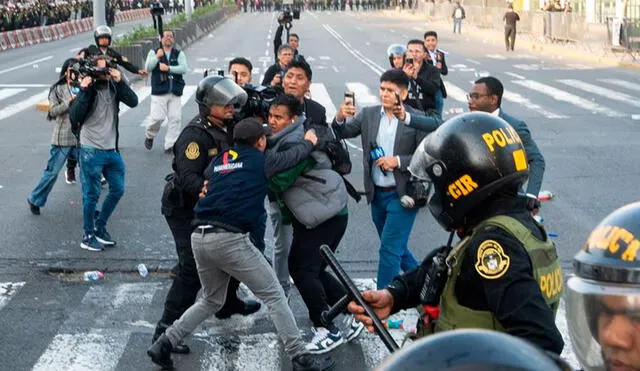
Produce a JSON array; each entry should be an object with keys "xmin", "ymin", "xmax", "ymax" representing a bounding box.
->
[
  {"xmin": 566, "ymin": 276, "xmax": 640, "ymax": 371},
  {"xmin": 207, "ymin": 78, "xmax": 248, "ymax": 107},
  {"xmin": 408, "ymin": 137, "xmax": 436, "ymax": 181}
]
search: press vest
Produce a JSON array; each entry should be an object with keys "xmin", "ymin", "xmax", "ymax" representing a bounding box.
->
[
  {"xmin": 151, "ymin": 48, "xmax": 185, "ymax": 96},
  {"xmin": 434, "ymin": 215, "xmax": 562, "ymax": 333}
]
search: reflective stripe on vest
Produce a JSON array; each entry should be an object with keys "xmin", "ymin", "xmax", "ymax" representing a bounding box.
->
[{"xmin": 434, "ymin": 215, "xmax": 562, "ymax": 333}]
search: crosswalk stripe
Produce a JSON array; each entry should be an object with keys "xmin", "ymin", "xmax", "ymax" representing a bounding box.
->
[
  {"xmin": 558, "ymin": 79, "xmax": 640, "ymax": 109},
  {"xmin": 0, "ymin": 282, "xmax": 25, "ymax": 311},
  {"xmin": 232, "ymin": 333, "xmax": 282, "ymax": 370},
  {"xmin": 502, "ymin": 90, "xmax": 568, "ymax": 119},
  {"xmin": 0, "ymin": 89, "xmax": 48, "ymax": 121},
  {"xmin": 120, "ymin": 86, "xmax": 152, "ymax": 116},
  {"xmin": 598, "ymin": 78, "xmax": 640, "ymax": 94},
  {"xmin": 443, "ymin": 81, "xmax": 468, "ymax": 103},
  {"xmin": 310, "ymin": 83, "xmax": 337, "ymax": 122},
  {"xmin": 512, "ymin": 80, "xmax": 625, "ymax": 117},
  {"xmin": 33, "ymin": 282, "xmax": 162, "ymax": 371},
  {"xmin": 0, "ymin": 88, "xmax": 26, "ymax": 102},
  {"xmin": 346, "ymin": 82, "xmax": 380, "ymax": 107}
]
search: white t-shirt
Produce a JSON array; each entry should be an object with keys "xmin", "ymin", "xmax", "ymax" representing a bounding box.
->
[{"xmin": 454, "ymin": 8, "xmax": 463, "ymax": 18}]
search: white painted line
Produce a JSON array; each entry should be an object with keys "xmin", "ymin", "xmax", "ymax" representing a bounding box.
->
[
  {"xmin": 323, "ymin": 24, "xmax": 385, "ymax": 76},
  {"xmin": 505, "ymin": 72, "xmax": 525, "ymax": 80},
  {"xmin": 346, "ymin": 82, "xmax": 380, "ymax": 107},
  {"xmin": 233, "ymin": 334, "xmax": 282, "ymax": 370},
  {"xmin": 0, "ymin": 89, "xmax": 48, "ymax": 121},
  {"xmin": 0, "ymin": 282, "xmax": 25, "ymax": 311},
  {"xmin": 0, "ymin": 84, "xmax": 49, "ymax": 88},
  {"xmin": 0, "ymin": 55, "xmax": 53, "ymax": 75},
  {"xmin": 305, "ymin": 10, "xmax": 318, "ymax": 19},
  {"xmin": 310, "ymin": 83, "xmax": 337, "ymax": 121},
  {"xmin": 512, "ymin": 80, "xmax": 625, "ymax": 117},
  {"xmin": 120, "ymin": 86, "xmax": 151, "ymax": 116},
  {"xmin": 451, "ymin": 64, "xmax": 467, "ymax": 68},
  {"xmin": 69, "ymin": 47, "xmax": 81, "ymax": 53},
  {"xmin": 485, "ymin": 54, "xmax": 507, "ymax": 60},
  {"xmin": 412, "ymin": 26, "xmax": 422, "ymax": 31},
  {"xmin": 319, "ymin": 56, "xmax": 331, "ymax": 60},
  {"xmin": 557, "ymin": 79, "xmax": 640, "ymax": 109},
  {"xmin": 332, "ymin": 66, "xmax": 340, "ymax": 73},
  {"xmin": 632, "ymin": 114, "xmax": 640, "ymax": 120},
  {"xmin": 465, "ymin": 59, "xmax": 481, "ymax": 65},
  {"xmin": 598, "ymin": 78, "xmax": 640, "ymax": 93},
  {"xmin": 345, "ymin": 139, "xmax": 363, "ymax": 152},
  {"xmin": 503, "ymin": 90, "xmax": 568, "ymax": 119},
  {"xmin": 443, "ymin": 81, "xmax": 468, "ymax": 103},
  {"xmin": 0, "ymin": 88, "xmax": 26, "ymax": 102},
  {"xmin": 139, "ymin": 85, "xmax": 198, "ymax": 127},
  {"xmin": 389, "ymin": 29, "xmax": 396, "ymax": 33}
]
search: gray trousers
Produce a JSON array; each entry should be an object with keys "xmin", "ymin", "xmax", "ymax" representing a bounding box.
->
[
  {"xmin": 268, "ymin": 201, "xmax": 293, "ymax": 293},
  {"xmin": 164, "ymin": 230, "xmax": 307, "ymax": 359}
]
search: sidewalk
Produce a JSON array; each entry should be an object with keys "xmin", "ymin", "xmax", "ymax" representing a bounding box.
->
[{"xmin": 379, "ymin": 9, "xmax": 640, "ymax": 71}]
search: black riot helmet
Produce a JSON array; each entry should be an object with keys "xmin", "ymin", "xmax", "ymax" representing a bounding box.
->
[
  {"xmin": 195, "ymin": 75, "xmax": 248, "ymax": 120},
  {"xmin": 377, "ymin": 329, "xmax": 573, "ymax": 371},
  {"xmin": 408, "ymin": 112, "xmax": 528, "ymax": 231},
  {"xmin": 94, "ymin": 25, "xmax": 112, "ymax": 46},
  {"xmin": 387, "ymin": 44, "xmax": 407, "ymax": 68},
  {"xmin": 566, "ymin": 202, "xmax": 640, "ymax": 371}
]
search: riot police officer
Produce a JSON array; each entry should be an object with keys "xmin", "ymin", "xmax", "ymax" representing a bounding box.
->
[
  {"xmin": 152, "ymin": 76, "xmax": 261, "ymax": 352},
  {"xmin": 348, "ymin": 112, "xmax": 564, "ymax": 354},
  {"xmin": 377, "ymin": 329, "xmax": 572, "ymax": 370},
  {"xmin": 566, "ymin": 201, "xmax": 640, "ymax": 371},
  {"xmin": 84, "ymin": 25, "xmax": 147, "ymax": 77}
]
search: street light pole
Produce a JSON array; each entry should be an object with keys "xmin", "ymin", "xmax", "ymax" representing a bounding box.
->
[{"xmin": 93, "ymin": 0, "xmax": 107, "ymax": 28}]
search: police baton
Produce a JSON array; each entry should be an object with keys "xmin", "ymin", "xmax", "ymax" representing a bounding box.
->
[{"xmin": 319, "ymin": 245, "xmax": 399, "ymax": 353}]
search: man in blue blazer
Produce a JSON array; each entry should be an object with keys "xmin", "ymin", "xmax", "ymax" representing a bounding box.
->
[{"xmin": 468, "ymin": 76, "xmax": 546, "ymax": 198}]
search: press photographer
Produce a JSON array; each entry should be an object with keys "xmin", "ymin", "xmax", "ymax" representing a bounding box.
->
[
  {"xmin": 84, "ymin": 25, "xmax": 147, "ymax": 77},
  {"xmin": 143, "ymin": 29, "xmax": 188, "ymax": 153},
  {"xmin": 273, "ymin": 9, "xmax": 305, "ymax": 64},
  {"xmin": 69, "ymin": 56, "xmax": 139, "ymax": 252},
  {"xmin": 262, "ymin": 45, "xmax": 295, "ymax": 87}
]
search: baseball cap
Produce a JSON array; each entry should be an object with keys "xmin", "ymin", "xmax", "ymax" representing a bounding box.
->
[{"xmin": 233, "ymin": 118, "xmax": 271, "ymax": 142}]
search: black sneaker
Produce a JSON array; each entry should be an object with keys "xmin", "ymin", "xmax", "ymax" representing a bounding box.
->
[
  {"xmin": 145, "ymin": 137, "xmax": 154, "ymax": 150},
  {"xmin": 95, "ymin": 227, "xmax": 116, "ymax": 247},
  {"xmin": 152, "ymin": 322, "xmax": 190, "ymax": 354},
  {"xmin": 215, "ymin": 299, "xmax": 261, "ymax": 319},
  {"xmin": 27, "ymin": 198, "xmax": 40, "ymax": 215},
  {"xmin": 147, "ymin": 333, "xmax": 174, "ymax": 369},
  {"xmin": 292, "ymin": 353, "xmax": 335, "ymax": 371},
  {"xmin": 81, "ymin": 234, "xmax": 104, "ymax": 252}
]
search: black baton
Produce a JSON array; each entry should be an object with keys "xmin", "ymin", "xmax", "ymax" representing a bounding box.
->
[{"xmin": 320, "ymin": 245, "xmax": 399, "ymax": 353}]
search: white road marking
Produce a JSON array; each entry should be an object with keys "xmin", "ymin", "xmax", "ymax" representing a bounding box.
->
[
  {"xmin": 558, "ymin": 79, "xmax": 640, "ymax": 109},
  {"xmin": 233, "ymin": 334, "xmax": 282, "ymax": 370},
  {"xmin": 412, "ymin": 26, "xmax": 422, "ymax": 31},
  {"xmin": 512, "ymin": 80, "xmax": 625, "ymax": 117},
  {"xmin": 598, "ymin": 78, "xmax": 640, "ymax": 93},
  {"xmin": 346, "ymin": 82, "xmax": 380, "ymax": 107},
  {"xmin": 0, "ymin": 282, "xmax": 25, "ymax": 311},
  {"xmin": 137, "ymin": 85, "xmax": 198, "ymax": 127},
  {"xmin": 310, "ymin": 83, "xmax": 337, "ymax": 121},
  {"xmin": 465, "ymin": 59, "xmax": 481, "ymax": 65},
  {"xmin": 120, "ymin": 86, "xmax": 151, "ymax": 116},
  {"xmin": 319, "ymin": 56, "xmax": 331, "ymax": 60},
  {"xmin": 0, "ymin": 84, "xmax": 49, "ymax": 88},
  {"xmin": 69, "ymin": 47, "xmax": 81, "ymax": 53},
  {"xmin": 305, "ymin": 10, "xmax": 318, "ymax": 19},
  {"xmin": 0, "ymin": 89, "xmax": 48, "ymax": 121},
  {"xmin": 502, "ymin": 90, "xmax": 568, "ymax": 119},
  {"xmin": 0, "ymin": 88, "xmax": 26, "ymax": 102},
  {"xmin": 486, "ymin": 54, "xmax": 507, "ymax": 60},
  {"xmin": 322, "ymin": 24, "xmax": 385, "ymax": 76},
  {"xmin": 33, "ymin": 283, "xmax": 162, "ymax": 371},
  {"xmin": 0, "ymin": 55, "xmax": 53, "ymax": 75},
  {"xmin": 443, "ymin": 81, "xmax": 468, "ymax": 103},
  {"xmin": 505, "ymin": 72, "xmax": 525, "ymax": 80}
]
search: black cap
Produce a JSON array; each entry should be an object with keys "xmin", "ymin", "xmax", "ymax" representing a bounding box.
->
[{"xmin": 233, "ymin": 118, "xmax": 271, "ymax": 142}]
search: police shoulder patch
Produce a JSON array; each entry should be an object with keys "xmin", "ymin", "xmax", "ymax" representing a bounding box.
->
[
  {"xmin": 474, "ymin": 240, "xmax": 510, "ymax": 280},
  {"xmin": 185, "ymin": 142, "xmax": 200, "ymax": 160}
]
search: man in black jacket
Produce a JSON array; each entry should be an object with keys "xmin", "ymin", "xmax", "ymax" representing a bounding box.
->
[
  {"xmin": 282, "ymin": 60, "xmax": 326, "ymax": 130},
  {"xmin": 85, "ymin": 25, "xmax": 147, "ymax": 77},
  {"xmin": 69, "ymin": 56, "xmax": 138, "ymax": 252},
  {"xmin": 273, "ymin": 15, "xmax": 306, "ymax": 64},
  {"xmin": 152, "ymin": 76, "xmax": 261, "ymax": 353},
  {"xmin": 424, "ymin": 31, "xmax": 447, "ymax": 116},
  {"xmin": 403, "ymin": 40, "xmax": 440, "ymax": 113},
  {"xmin": 262, "ymin": 45, "xmax": 294, "ymax": 87}
]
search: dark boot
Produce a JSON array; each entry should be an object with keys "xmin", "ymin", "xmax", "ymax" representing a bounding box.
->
[
  {"xmin": 292, "ymin": 353, "xmax": 335, "ymax": 371},
  {"xmin": 147, "ymin": 333, "xmax": 174, "ymax": 369},
  {"xmin": 152, "ymin": 322, "xmax": 190, "ymax": 354},
  {"xmin": 214, "ymin": 278, "xmax": 261, "ymax": 319}
]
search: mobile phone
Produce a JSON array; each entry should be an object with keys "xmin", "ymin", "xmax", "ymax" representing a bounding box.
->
[
  {"xmin": 344, "ymin": 91, "xmax": 355, "ymax": 107},
  {"xmin": 217, "ymin": 69, "xmax": 225, "ymax": 77},
  {"xmin": 395, "ymin": 92, "xmax": 401, "ymax": 106},
  {"xmin": 405, "ymin": 57, "xmax": 414, "ymax": 65}
]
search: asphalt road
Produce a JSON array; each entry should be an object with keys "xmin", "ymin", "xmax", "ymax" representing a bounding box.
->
[{"xmin": 0, "ymin": 9, "xmax": 638, "ymax": 371}]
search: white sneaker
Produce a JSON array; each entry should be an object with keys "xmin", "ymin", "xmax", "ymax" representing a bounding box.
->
[
  {"xmin": 305, "ymin": 327, "xmax": 344, "ymax": 354},
  {"xmin": 344, "ymin": 314, "xmax": 364, "ymax": 342}
]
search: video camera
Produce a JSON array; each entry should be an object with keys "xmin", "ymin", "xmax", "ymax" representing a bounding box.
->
[
  {"xmin": 279, "ymin": 7, "xmax": 300, "ymax": 29},
  {"xmin": 70, "ymin": 57, "xmax": 117, "ymax": 82}
]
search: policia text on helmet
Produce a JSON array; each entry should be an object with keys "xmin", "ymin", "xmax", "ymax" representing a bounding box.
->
[
  {"xmin": 349, "ymin": 112, "xmax": 564, "ymax": 359},
  {"xmin": 566, "ymin": 201, "xmax": 640, "ymax": 371}
]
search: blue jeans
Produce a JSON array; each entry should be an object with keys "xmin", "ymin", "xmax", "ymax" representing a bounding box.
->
[
  {"xmin": 371, "ymin": 189, "xmax": 419, "ymax": 289},
  {"xmin": 435, "ymin": 89, "xmax": 444, "ymax": 116},
  {"xmin": 29, "ymin": 146, "xmax": 78, "ymax": 207},
  {"xmin": 79, "ymin": 146, "xmax": 125, "ymax": 235},
  {"xmin": 453, "ymin": 18, "xmax": 462, "ymax": 34}
]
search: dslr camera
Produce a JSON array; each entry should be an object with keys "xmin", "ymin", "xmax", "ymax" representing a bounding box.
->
[
  {"xmin": 70, "ymin": 57, "xmax": 116, "ymax": 82},
  {"xmin": 239, "ymin": 84, "xmax": 281, "ymax": 121}
]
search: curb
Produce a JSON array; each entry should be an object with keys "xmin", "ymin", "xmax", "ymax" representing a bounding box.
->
[{"xmin": 380, "ymin": 10, "xmax": 640, "ymax": 71}]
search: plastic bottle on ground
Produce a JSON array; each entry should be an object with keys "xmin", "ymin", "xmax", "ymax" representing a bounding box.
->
[
  {"xmin": 137, "ymin": 263, "xmax": 149, "ymax": 277},
  {"xmin": 83, "ymin": 271, "xmax": 104, "ymax": 281}
]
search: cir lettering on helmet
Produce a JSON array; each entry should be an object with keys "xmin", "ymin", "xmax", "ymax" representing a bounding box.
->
[
  {"xmin": 481, "ymin": 126, "xmax": 522, "ymax": 153},
  {"xmin": 538, "ymin": 267, "xmax": 563, "ymax": 300},
  {"xmin": 475, "ymin": 240, "xmax": 510, "ymax": 280},
  {"xmin": 185, "ymin": 142, "xmax": 200, "ymax": 160},
  {"xmin": 586, "ymin": 225, "xmax": 640, "ymax": 262},
  {"xmin": 447, "ymin": 174, "xmax": 478, "ymax": 200}
]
